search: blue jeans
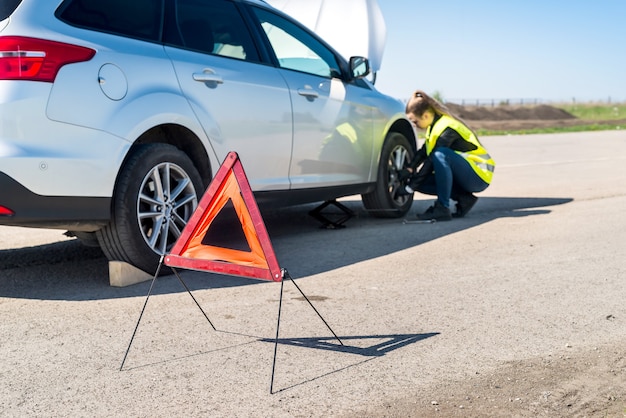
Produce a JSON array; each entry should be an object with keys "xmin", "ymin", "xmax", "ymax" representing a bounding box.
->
[{"xmin": 415, "ymin": 147, "xmax": 489, "ymax": 208}]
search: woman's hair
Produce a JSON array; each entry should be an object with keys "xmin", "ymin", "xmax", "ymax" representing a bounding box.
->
[
  {"xmin": 405, "ymin": 90, "xmax": 451, "ymax": 117},
  {"xmin": 405, "ymin": 89, "xmax": 476, "ymax": 134}
]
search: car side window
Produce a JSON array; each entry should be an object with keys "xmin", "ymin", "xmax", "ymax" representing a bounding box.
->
[
  {"xmin": 251, "ymin": 7, "xmax": 341, "ymax": 78},
  {"xmin": 166, "ymin": 0, "xmax": 259, "ymax": 62},
  {"xmin": 56, "ymin": 0, "xmax": 163, "ymax": 42}
]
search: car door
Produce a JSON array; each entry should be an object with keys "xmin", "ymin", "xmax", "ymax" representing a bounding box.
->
[
  {"xmin": 250, "ymin": 6, "xmax": 377, "ymax": 189},
  {"xmin": 164, "ymin": 0, "xmax": 293, "ymax": 191}
]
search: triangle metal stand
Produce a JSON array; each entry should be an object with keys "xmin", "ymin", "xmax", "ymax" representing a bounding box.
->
[
  {"xmin": 270, "ymin": 268, "xmax": 343, "ymax": 394},
  {"xmin": 119, "ymin": 259, "xmax": 343, "ymax": 395},
  {"xmin": 119, "ymin": 256, "xmax": 216, "ymax": 371}
]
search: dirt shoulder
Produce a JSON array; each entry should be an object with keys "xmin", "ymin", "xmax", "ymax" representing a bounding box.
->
[
  {"xmin": 470, "ymin": 118, "xmax": 626, "ymax": 132},
  {"xmin": 445, "ymin": 103, "xmax": 626, "ymax": 132}
]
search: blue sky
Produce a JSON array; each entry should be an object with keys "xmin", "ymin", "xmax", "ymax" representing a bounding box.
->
[{"xmin": 374, "ymin": 1, "xmax": 626, "ymax": 104}]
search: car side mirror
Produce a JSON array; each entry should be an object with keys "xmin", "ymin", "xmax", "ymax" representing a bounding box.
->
[{"xmin": 349, "ymin": 56, "xmax": 370, "ymax": 80}]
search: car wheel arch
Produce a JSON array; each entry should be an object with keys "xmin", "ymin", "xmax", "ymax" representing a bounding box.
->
[
  {"xmin": 130, "ymin": 123, "xmax": 214, "ymax": 189},
  {"xmin": 388, "ymin": 118, "xmax": 418, "ymax": 153}
]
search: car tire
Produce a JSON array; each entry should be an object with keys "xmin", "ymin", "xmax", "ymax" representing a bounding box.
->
[
  {"xmin": 96, "ymin": 143, "xmax": 205, "ymax": 274},
  {"xmin": 362, "ymin": 131, "xmax": 414, "ymax": 218}
]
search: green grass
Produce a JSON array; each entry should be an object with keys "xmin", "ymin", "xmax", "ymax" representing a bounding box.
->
[
  {"xmin": 559, "ymin": 103, "xmax": 626, "ymax": 120},
  {"xmin": 478, "ymin": 102, "xmax": 626, "ymax": 136},
  {"xmin": 477, "ymin": 123, "xmax": 624, "ymax": 136}
]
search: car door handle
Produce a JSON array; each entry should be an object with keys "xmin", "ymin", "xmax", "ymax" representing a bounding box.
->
[
  {"xmin": 192, "ymin": 69, "xmax": 224, "ymax": 84},
  {"xmin": 297, "ymin": 88, "xmax": 319, "ymax": 99}
]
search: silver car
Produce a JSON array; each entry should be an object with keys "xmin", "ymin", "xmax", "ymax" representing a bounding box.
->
[{"xmin": 0, "ymin": 0, "xmax": 416, "ymax": 273}]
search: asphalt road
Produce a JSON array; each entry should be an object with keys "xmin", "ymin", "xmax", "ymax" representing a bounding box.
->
[{"xmin": 1, "ymin": 130, "xmax": 625, "ymax": 416}]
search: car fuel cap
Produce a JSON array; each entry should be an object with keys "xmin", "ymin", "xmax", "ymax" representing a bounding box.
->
[{"xmin": 98, "ymin": 64, "xmax": 128, "ymax": 101}]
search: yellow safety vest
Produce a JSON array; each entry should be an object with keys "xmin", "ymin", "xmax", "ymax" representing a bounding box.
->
[{"xmin": 425, "ymin": 115, "xmax": 495, "ymax": 184}]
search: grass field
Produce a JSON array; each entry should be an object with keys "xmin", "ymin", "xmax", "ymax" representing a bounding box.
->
[
  {"xmin": 477, "ymin": 123, "xmax": 624, "ymax": 136},
  {"xmin": 477, "ymin": 103, "xmax": 626, "ymax": 136},
  {"xmin": 559, "ymin": 103, "xmax": 626, "ymax": 120}
]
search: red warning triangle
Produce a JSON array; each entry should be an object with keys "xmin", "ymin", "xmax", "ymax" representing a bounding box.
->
[{"xmin": 165, "ymin": 152, "xmax": 282, "ymax": 282}]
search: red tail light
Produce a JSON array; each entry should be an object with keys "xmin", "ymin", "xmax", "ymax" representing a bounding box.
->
[
  {"xmin": 0, "ymin": 206, "xmax": 15, "ymax": 216},
  {"xmin": 0, "ymin": 36, "xmax": 95, "ymax": 82}
]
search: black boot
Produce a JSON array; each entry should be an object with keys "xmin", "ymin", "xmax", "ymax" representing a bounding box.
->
[
  {"xmin": 453, "ymin": 193, "xmax": 478, "ymax": 218},
  {"xmin": 417, "ymin": 201, "xmax": 452, "ymax": 221}
]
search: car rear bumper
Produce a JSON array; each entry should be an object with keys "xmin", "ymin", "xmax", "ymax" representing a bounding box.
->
[{"xmin": 0, "ymin": 172, "xmax": 110, "ymax": 231}]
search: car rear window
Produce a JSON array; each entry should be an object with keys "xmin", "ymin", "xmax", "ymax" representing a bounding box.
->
[
  {"xmin": 1, "ymin": 0, "xmax": 22, "ymax": 20},
  {"xmin": 56, "ymin": 0, "xmax": 163, "ymax": 42},
  {"xmin": 164, "ymin": 0, "xmax": 260, "ymax": 62}
]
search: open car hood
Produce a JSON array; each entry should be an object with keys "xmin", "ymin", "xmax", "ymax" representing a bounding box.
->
[{"xmin": 265, "ymin": 0, "xmax": 386, "ymax": 73}]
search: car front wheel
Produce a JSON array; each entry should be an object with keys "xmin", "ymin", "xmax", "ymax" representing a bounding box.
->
[
  {"xmin": 362, "ymin": 131, "xmax": 414, "ymax": 218},
  {"xmin": 97, "ymin": 143, "xmax": 205, "ymax": 274}
]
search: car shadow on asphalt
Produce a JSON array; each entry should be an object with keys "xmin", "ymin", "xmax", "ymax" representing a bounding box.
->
[{"xmin": 0, "ymin": 196, "xmax": 572, "ymax": 301}]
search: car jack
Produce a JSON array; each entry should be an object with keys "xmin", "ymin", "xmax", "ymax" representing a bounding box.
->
[{"xmin": 309, "ymin": 199, "xmax": 355, "ymax": 229}]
